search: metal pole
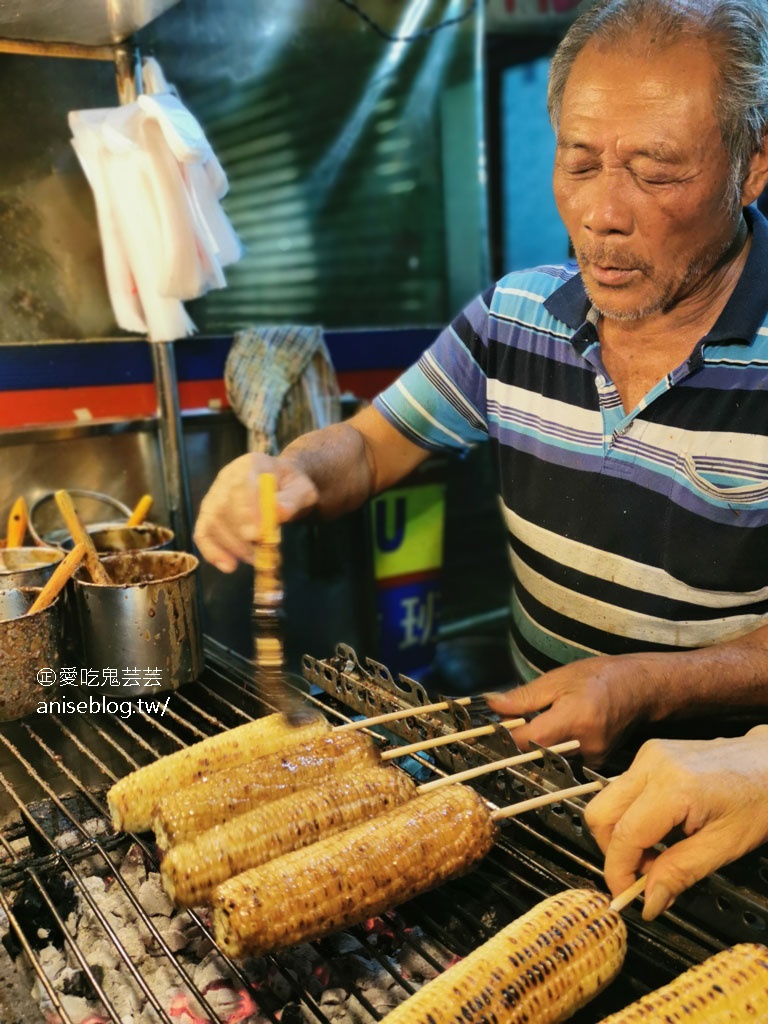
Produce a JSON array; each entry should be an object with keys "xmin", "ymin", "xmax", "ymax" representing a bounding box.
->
[
  {"xmin": 149, "ymin": 342, "xmax": 193, "ymax": 553},
  {"xmin": 113, "ymin": 43, "xmax": 193, "ymax": 553}
]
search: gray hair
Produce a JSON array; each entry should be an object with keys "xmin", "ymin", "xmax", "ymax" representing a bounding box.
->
[{"xmin": 548, "ymin": 0, "xmax": 768, "ymax": 201}]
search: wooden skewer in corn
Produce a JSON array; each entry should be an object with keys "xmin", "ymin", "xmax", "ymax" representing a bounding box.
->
[
  {"xmin": 336, "ymin": 696, "xmax": 474, "ymax": 732},
  {"xmin": 379, "ymin": 717, "xmax": 525, "ymax": 758},
  {"xmin": 54, "ymin": 489, "xmax": 111, "ymax": 585}
]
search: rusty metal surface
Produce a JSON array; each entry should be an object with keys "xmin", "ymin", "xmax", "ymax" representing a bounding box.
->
[{"xmin": 0, "ymin": 588, "xmax": 62, "ymax": 722}]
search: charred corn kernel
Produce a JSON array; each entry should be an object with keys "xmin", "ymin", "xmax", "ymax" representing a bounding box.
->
[
  {"xmin": 379, "ymin": 888, "xmax": 626, "ymax": 1024},
  {"xmin": 382, "ymin": 888, "xmax": 625, "ymax": 1024},
  {"xmin": 598, "ymin": 942, "xmax": 768, "ymax": 1022},
  {"xmin": 212, "ymin": 784, "xmax": 497, "ymax": 958},
  {"xmin": 162, "ymin": 765, "xmax": 418, "ymax": 906},
  {"xmin": 153, "ymin": 728, "xmax": 380, "ymax": 850},
  {"xmin": 107, "ymin": 712, "xmax": 329, "ymax": 833}
]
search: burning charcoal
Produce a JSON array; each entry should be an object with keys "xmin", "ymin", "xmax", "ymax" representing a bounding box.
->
[
  {"xmin": 59, "ymin": 994, "xmax": 94, "ymax": 1022},
  {"xmin": 137, "ymin": 875, "xmax": 174, "ymax": 917},
  {"xmin": 2, "ymin": 876, "xmax": 76, "ymax": 957},
  {"xmin": 280, "ymin": 1002, "xmax": 304, "ymax": 1024},
  {"xmin": 59, "ymin": 963, "xmax": 104, "ymax": 1001},
  {"xmin": 319, "ymin": 986, "xmax": 346, "ymax": 1008},
  {"xmin": 322, "ymin": 933, "xmax": 363, "ymax": 957},
  {"xmin": 192, "ymin": 950, "xmax": 234, "ymax": 993}
]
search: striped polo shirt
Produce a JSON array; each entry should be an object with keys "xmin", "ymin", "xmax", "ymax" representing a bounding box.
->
[{"xmin": 374, "ymin": 206, "xmax": 768, "ymax": 684}]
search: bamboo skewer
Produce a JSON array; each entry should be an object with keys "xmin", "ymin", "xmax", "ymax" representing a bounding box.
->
[
  {"xmin": 336, "ymin": 696, "xmax": 474, "ymax": 732},
  {"xmin": 610, "ymin": 874, "xmax": 648, "ymax": 913},
  {"xmin": 379, "ymin": 718, "xmax": 526, "ymax": 760},
  {"xmin": 418, "ymin": 740, "xmax": 582, "ymax": 793},
  {"xmin": 490, "ymin": 778, "xmax": 603, "ymax": 819}
]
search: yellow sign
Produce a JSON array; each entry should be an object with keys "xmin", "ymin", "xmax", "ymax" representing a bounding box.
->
[{"xmin": 371, "ymin": 484, "xmax": 446, "ymax": 581}]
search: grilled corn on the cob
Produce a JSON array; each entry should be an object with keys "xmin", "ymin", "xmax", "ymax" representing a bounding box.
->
[
  {"xmin": 161, "ymin": 765, "xmax": 418, "ymax": 906},
  {"xmin": 153, "ymin": 728, "xmax": 380, "ymax": 850},
  {"xmin": 380, "ymin": 888, "xmax": 626, "ymax": 1024},
  {"xmin": 598, "ymin": 942, "xmax": 768, "ymax": 1022},
  {"xmin": 212, "ymin": 783, "xmax": 497, "ymax": 957},
  {"xmin": 108, "ymin": 712, "xmax": 329, "ymax": 833}
]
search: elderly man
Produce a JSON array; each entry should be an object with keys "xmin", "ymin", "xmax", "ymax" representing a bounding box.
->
[{"xmin": 195, "ymin": 0, "xmax": 768, "ymax": 767}]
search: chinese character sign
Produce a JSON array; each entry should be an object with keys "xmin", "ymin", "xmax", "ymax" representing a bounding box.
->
[{"xmin": 370, "ymin": 481, "xmax": 446, "ymax": 679}]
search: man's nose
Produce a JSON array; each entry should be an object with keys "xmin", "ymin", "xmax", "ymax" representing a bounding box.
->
[{"xmin": 582, "ymin": 171, "xmax": 633, "ymax": 235}]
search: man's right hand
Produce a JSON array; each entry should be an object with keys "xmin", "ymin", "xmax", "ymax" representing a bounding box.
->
[
  {"xmin": 584, "ymin": 727, "xmax": 768, "ymax": 920},
  {"xmin": 193, "ymin": 453, "xmax": 319, "ymax": 573}
]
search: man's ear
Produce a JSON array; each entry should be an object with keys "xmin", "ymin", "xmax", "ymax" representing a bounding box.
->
[{"xmin": 741, "ymin": 133, "xmax": 768, "ymax": 206}]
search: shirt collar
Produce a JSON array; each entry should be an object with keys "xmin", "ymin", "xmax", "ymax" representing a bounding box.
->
[{"xmin": 544, "ymin": 204, "xmax": 768, "ymax": 345}]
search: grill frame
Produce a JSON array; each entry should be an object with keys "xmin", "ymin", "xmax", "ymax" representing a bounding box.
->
[{"xmin": 0, "ymin": 640, "xmax": 764, "ymax": 1024}]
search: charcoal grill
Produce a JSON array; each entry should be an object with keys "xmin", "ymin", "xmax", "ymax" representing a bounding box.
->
[{"xmin": 1, "ymin": 639, "xmax": 767, "ymax": 1024}]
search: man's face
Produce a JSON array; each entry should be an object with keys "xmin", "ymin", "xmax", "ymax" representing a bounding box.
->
[{"xmin": 553, "ymin": 36, "xmax": 743, "ymax": 323}]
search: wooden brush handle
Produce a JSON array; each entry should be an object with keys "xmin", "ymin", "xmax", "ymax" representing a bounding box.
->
[
  {"xmin": 54, "ymin": 490, "xmax": 111, "ymax": 585},
  {"xmin": 126, "ymin": 493, "xmax": 153, "ymax": 527},
  {"xmin": 27, "ymin": 543, "xmax": 87, "ymax": 614},
  {"xmin": 6, "ymin": 496, "xmax": 28, "ymax": 547}
]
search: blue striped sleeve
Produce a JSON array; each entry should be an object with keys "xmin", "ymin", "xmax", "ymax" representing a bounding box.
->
[{"xmin": 373, "ymin": 306, "xmax": 490, "ymax": 452}]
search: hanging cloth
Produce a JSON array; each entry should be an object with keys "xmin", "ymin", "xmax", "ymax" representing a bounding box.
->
[{"xmin": 224, "ymin": 325, "xmax": 341, "ymax": 454}]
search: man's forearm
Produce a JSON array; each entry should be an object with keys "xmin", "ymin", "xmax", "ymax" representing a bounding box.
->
[
  {"xmin": 279, "ymin": 405, "xmax": 431, "ymax": 520},
  {"xmin": 279, "ymin": 421, "xmax": 375, "ymax": 519},
  {"xmin": 638, "ymin": 622, "xmax": 768, "ymax": 723}
]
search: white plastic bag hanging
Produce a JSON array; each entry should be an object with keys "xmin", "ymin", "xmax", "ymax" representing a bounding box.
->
[{"xmin": 68, "ymin": 58, "xmax": 242, "ymax": 342}]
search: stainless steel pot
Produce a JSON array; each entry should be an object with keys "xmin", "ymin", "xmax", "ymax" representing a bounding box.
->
[
  {"xmin": 28, "ymin": 489, "xmax": 132, "ymax": 547},
  {"xmin": 0, "ymin": 547, "xmax": 65, "ymax": 589},
  {"xmin": 73, "ymin": 551, "xmax": 202, "ymax": 695},
  {"xmin": 0, "ymin": 588, "xmax": 62, "ymax": 721},
  {"xmin": 61, "ymin": 523, "xmax": 174, "ymax": 554}
]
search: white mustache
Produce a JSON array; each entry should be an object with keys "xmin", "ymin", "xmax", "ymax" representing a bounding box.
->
[{"xmin": 578, "ymin": 247, "xmax": 651, "ymax": 274}]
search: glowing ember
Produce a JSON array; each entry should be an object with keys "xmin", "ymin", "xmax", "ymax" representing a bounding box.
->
[
  {"xmin": 312, "ymin": 963, "xmax": 332, "ymax": 987},
  {"xmin": 363, "ymin": 916, "xmax": 397, "ymax": 941},
  {"xmin": 169, "ymin": 992, "xmax": 210, "ymax": 1024},
  {"xmin": 227, "ymin": 988, "xmax": 259, "ymax": 1023}
]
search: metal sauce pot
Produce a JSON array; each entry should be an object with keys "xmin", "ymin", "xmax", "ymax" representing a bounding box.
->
[
  {"xmin": 0, "ymin": 547, "xmax": 64, "ymax": 589},
  {"xmin": 61, "ymin": 523, "xmax": 174, "ymax": 554},
  {"xmin": 0, "ymin": 588, "xmax": 62, "ymax": 721},
  {"xmin": 73, "ymin": 551, "xmax": 202, "ymax": 695}
]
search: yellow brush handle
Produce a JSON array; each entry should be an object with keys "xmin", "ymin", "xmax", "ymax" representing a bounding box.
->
[
  {"xmin": 126, "ymin": 493, "xmax": 153, "ymax": 527},
  {"xmin": 258, "ymin": 473, "xmax": 280, "ymax": 545},
  {"xmin": 6, "ymin": 496, "xmax": 28, "ymax": 548},
  {"xmin": 54, "ymin": 489, "xmax": 111, "ymax": 585},
  {"xmin": 27, "ymin": 543, "xmax": 86, "ymax": 614}
]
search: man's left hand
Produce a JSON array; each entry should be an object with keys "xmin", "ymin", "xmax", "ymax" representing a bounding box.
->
[{"xmin": 486, "ymin": 654, "xmax": 656, "ymax": 765}]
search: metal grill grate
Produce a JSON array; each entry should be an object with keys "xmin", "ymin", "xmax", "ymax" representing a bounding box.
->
[{"xmin": 0, "ymin": 640, "xmax": 764, "ymax": 1024}]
